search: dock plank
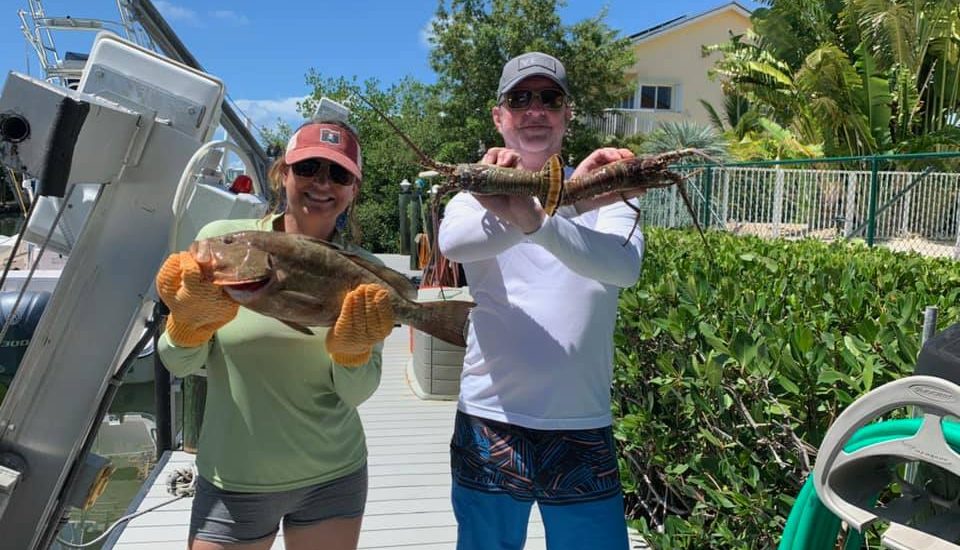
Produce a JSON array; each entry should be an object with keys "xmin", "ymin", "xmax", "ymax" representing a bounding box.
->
[{"xmin": 108, "ymin": 324, "xmax": 647, "ymax": 549}]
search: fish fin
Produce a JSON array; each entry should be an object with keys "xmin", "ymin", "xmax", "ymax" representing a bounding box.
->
[
  {"xmin": 276, "ymin": 290, "xmax": 341, "ymax": 326},
  {"xmin": 281, "ymin": 320, "xmax": 314, "ymax": 335},
  {"xmin": 408, "ymin": 299, "xmax": 475, "ymax": 347},
  {"xmin": 290, "ymin": 233, "xmax": 418, "ymax": 299},
  {"xmin": 291, "ymin": 234, "xmax": 344, "ymax": 250},
  {"xmin": 341, "ymin": 255, "xmax": 418, "ymax": 300}
]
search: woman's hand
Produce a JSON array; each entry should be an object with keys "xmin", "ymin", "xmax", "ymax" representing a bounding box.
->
[
  {"xmin": 155, "ymin": 252, "xmax": 239, "ymax": 347},
  {"xmin": 326, "ymin": 284, "xmax": 395, "ymax": 367}
]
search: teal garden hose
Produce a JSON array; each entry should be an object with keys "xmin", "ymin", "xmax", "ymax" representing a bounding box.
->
[{"xmin": 779, "ymin": 418, "xmax": 960, "ymax": 549}]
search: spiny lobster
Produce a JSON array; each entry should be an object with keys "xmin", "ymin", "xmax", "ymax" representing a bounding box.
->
[{"xmin": 356, "ymin": 94, "xmax": 714, "ymax": 250}]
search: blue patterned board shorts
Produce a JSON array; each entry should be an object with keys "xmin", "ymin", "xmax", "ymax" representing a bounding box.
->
[{"xmin": 450, "ymin": 410, "xmax": 622, "ymax": 505}]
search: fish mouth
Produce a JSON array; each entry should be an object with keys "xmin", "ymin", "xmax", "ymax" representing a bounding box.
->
[{"xmin": 220, "ymin": 277, "xmax": 273, "ymax": 304}]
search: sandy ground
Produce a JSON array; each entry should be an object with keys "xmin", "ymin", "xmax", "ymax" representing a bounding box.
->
[{"xmin": 724, "ymin": 221, "xmax": 958, "ymax": 260}]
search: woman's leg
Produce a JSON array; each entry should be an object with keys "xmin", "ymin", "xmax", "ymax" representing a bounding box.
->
[
  {"xmin": 188, "ymin": 476, "xmax": 287, "ymax": 550},
  {"xmin": 282, "ymin": 464, "xmax": 368, "ymax": 550},
  {"xmin": 190, "ymin": 536, "xmax": 277, "ymax": 550},
  {"xmin": 282, "ymin": 516, "xmax": 363, "ymax": 550}
]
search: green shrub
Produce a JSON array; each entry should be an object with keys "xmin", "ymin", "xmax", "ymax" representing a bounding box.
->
[{"xmin": 614, "ymin": 229, "xmax": 960, "ymax": 548}]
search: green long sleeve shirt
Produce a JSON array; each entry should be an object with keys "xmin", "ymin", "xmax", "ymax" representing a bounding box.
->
[{"xmin": 157, "ymin": 217, "xmax": 382, "ymax": 492}]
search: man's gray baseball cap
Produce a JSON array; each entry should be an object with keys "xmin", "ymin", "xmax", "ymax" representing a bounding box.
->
[{"xmin": 497, "ymin": 52, "xmax": 570, "ymax": 97}]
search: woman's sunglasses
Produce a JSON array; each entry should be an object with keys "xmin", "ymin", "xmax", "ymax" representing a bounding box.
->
[
  {"xmin": 500, "ymin": 89, "xmax": 566, "ymax": 111},
  {"xmin": 290, "ymin": 159, "xmax": 355, "ymax": 185}
]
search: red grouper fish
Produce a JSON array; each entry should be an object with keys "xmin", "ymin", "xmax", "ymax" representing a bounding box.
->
[{"xmin": 189, "ymin": 230, "xmax": 474, "ymax": 347}]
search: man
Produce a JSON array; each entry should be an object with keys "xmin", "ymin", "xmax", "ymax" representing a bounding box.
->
[{"xmin": 438, "ymin": 51, "xmax": 642, "ymax": 550}]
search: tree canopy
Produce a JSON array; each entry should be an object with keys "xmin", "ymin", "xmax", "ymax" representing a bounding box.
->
[{"xmin": 260, "ymin": 0, "xmax": 634, "ymax": 252}]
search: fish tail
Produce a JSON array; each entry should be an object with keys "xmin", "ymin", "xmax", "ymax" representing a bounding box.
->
[
  {"xmin": 540, "ymin": 154, "xmax": 563, "ymax": 215},
  {"xmin": 405, "ymin": 300, "xmax": 474, "ymax": 348}
]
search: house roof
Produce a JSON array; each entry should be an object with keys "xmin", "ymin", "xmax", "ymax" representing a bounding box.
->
[{"xmin": 629, "ymin": 1, "xmax": 752, "ymax": 44}]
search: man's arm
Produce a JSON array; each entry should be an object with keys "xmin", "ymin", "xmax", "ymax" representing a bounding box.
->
[
  {"xmin": 567, "ymin": 147, "xmax": 645, "ymax": 214},
  {"xmin": 526, "ymin": 200, "xmax": 644, "ymax": 287},
  {"xmin": 438, "ymin": 147, "xmax": 533, "ymax": 263},
  {"xmin": 438, "ymin": 192, "xmax": 527, "ymax": 262}
]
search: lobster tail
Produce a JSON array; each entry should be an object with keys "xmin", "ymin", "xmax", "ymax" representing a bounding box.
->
[{"xmin": 539, "ymin": 154, "xmax": 564, "ymax": 215}]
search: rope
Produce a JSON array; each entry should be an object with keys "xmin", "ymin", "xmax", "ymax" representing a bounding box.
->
[
  {"xmin": 56, "ymin": 464, "xmax": 197, "ymax": 548},
  {"xmin": 778, "ymin": 418, "xmax": 960, "ymax": 549}
]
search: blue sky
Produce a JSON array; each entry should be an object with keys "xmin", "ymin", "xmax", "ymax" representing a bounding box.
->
[{"xmin": 1, "ymin": 0, "xmax": 761, "ymax": 133}]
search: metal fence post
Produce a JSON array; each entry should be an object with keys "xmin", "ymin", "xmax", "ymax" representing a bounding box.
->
[
  {"xmin": 844, "ymin": 172, "xmax": 858, "ymax": 237},
  {"xmin": 954, "ymin": 186, "xmax": 960, "ymax": 260},
  {"xmin": 669, "ymin": 185, "xmax": 677, "ymax": 228},
  {"xmin": 772, "ymin": 166, "xmax": 784, "ymax": 238},
  {"xmin": 867, "ymin": 156, "xmax": 880, "ymax": 246},
  {"xmin": 702, "ymin": 166, "xmax": 713, "ymax": 228},
  {"xmin": 721, "ymin": 169, "xmax": 730, "ymax": 227}
]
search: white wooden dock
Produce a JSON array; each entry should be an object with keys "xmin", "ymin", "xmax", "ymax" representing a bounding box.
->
[
  {"xmin": 105, "ymin": 328, "xmax": 547, "ymax": 549},
  {"xmin": 106, "ymin": 322, "xmax": 647, "ymax": 549}
]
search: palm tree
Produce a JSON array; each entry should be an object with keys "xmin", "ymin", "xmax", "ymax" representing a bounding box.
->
[
  {"xmin": 640, "ymin": 120, "xmax": 728, "ymax": 159},
  {"xmin": 707, "ymin": 0, "xmax": 960, "ymax": 158}
]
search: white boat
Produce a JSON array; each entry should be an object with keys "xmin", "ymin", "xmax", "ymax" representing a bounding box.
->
[{"xmin": 0, "ymin": 2, "xmax": 270, "ymax": 548}]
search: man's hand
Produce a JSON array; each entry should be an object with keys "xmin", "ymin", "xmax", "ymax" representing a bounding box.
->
[
  {"xmin": 473, "ymin": 147, "xmax": 547, "ymax": 234},
  {"xmin": 570, "ymin": 147, "xmax": 644, "ymax": 214}
]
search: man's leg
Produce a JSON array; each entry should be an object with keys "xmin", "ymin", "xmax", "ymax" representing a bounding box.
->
[
  {"xmin": 531, "ymin": 424, "xmax": 628, "ymax": 550},
  {"xmin": 450, "ymin": 411, "xmax": 537, "ymax": 550},
  {"xmin": 539, "ymin": 492, "xmax": 629, "ymax": 550},
  {"xmin": 452, "ymin": 481, "xmax": 534, "ymax": 550}
]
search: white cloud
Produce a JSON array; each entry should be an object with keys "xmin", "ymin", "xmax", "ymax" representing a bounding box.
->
[
  {"xmin": 420, "ymin": 16, "xmax": 439, "ymax": 48},
  {"xmin": 211, "ymin": 10, "xmax": 249, "ymax": 25},
  {"xmin": 154, "ymin": 1, "xmax": 198, "ymax": 24},
  {"xmin": 233, "ymin": 96, "xmax": 307, "ymax": 132}
]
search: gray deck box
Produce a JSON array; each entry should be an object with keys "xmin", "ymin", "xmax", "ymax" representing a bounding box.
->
[{"xmin": 406, "ymin": 286, "xmax": 472, "ymax": 400}]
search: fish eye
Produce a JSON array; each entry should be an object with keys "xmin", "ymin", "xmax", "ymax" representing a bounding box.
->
[{"xmin": 222, "ymin": 235, "xmax": 234, "ymax": 245}]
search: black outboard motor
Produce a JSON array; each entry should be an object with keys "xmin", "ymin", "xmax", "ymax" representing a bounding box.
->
[{"xmin": 0, "ymin": 290, "xmax": 51, "ymax": 402}]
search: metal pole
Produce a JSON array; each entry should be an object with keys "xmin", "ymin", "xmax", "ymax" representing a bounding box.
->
[
  {"xmin": 409, "ymin": 189, "xmax": 422, "ymax": 270},
  {"xmin": 152, "ymin": 331, "xmax": 171, "ymax": 460},
  {"xmin": 905, "ymin": 306, "xmax": 940, "ymax": 485},
  {"xmin": 398, "ymin": 182, "xmax": 410, "ymax": 255},
  {"xmin": 866, "ymin": 157, "xmax": 879, "ymax": 246},
  {"xmin": 922, "ymin": 306, "xmax": 939, "ymax": 346},
  {"xmin": 701, "ymin": 166, "xmax": 713, "ymax": 229}
]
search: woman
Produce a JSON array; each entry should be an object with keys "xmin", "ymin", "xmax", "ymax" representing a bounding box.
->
[{"xmin": 156, "ymin": 118, "xmax": 392, "ymax": 550}]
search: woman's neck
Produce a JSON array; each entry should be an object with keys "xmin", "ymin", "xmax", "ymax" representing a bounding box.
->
[{"xmin": 279, "ymin": 211, "xmax": 336, "ymax": 241}]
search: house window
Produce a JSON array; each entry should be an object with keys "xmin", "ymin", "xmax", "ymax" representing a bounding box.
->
[
  {"xmin": 639, "ymin": 85, "xmax": 672, "ymax": 110},
  {"xmin": 617, "ymin": 95, "xmax": 636, "ymax": 109}
]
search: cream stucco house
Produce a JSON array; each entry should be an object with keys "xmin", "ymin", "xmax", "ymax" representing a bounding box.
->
[{"xmin": 588, "ymin": 1, "xmax": 753, "ymax": 137}]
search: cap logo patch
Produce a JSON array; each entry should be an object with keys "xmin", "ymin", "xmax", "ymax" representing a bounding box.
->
[
  {"xmin": 519, "ymin": 55, "xmax": 555, "ymax": 73},
  {"xmin": 320, "ymin": 129, "xmax": 341, "ymax": 144}
]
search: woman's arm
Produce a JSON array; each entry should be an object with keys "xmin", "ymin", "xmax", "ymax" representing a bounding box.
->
[
  {"xmin": 156, "ymin": 333, "xmax": 211, "ymax": 377},
  {"xmin": 330, "ymin": 342, "xmax": 383, "ymax": 407}
]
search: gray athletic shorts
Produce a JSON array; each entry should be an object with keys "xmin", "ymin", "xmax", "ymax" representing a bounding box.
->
[{"xmin": 189, "ymin": 464, "xmax": 368, "ymax": 544}]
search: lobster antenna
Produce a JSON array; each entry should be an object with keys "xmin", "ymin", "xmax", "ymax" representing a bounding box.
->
[
  {"xmin": 354, "ymin": 93, "xmax": 445, "ymax": 172},
  {"xmin": 673, "ymin": 172, "xmax": 713, "ymax": 259}
]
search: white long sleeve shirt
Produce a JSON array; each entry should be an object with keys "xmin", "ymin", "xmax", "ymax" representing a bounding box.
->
[{"xmin": 439, "ymin": 193, "xmax": 644, "ymax": 430}]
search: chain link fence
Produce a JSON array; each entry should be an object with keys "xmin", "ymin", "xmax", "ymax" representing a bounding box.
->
[{"xmin": 638, "ymin": 152, "xmax": 960, "ymax": 260}]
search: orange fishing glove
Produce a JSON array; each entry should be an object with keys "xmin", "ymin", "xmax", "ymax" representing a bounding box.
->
[
  {"xmin": 326, "ymin": 283, "xmax": 395, "ymax": 367},
  {"xmin": 155, "ymin": 251, "xmax": 239, "ymax": 348}
]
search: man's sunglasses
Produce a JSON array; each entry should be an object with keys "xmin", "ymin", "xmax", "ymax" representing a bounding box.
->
[
  {"xmin": 500, "ymin": 89, "xmax": 566, "ymax": 111},
  {"xmin": 290, "ymin": 158, "xmax": 355, "ymax": 185}
]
